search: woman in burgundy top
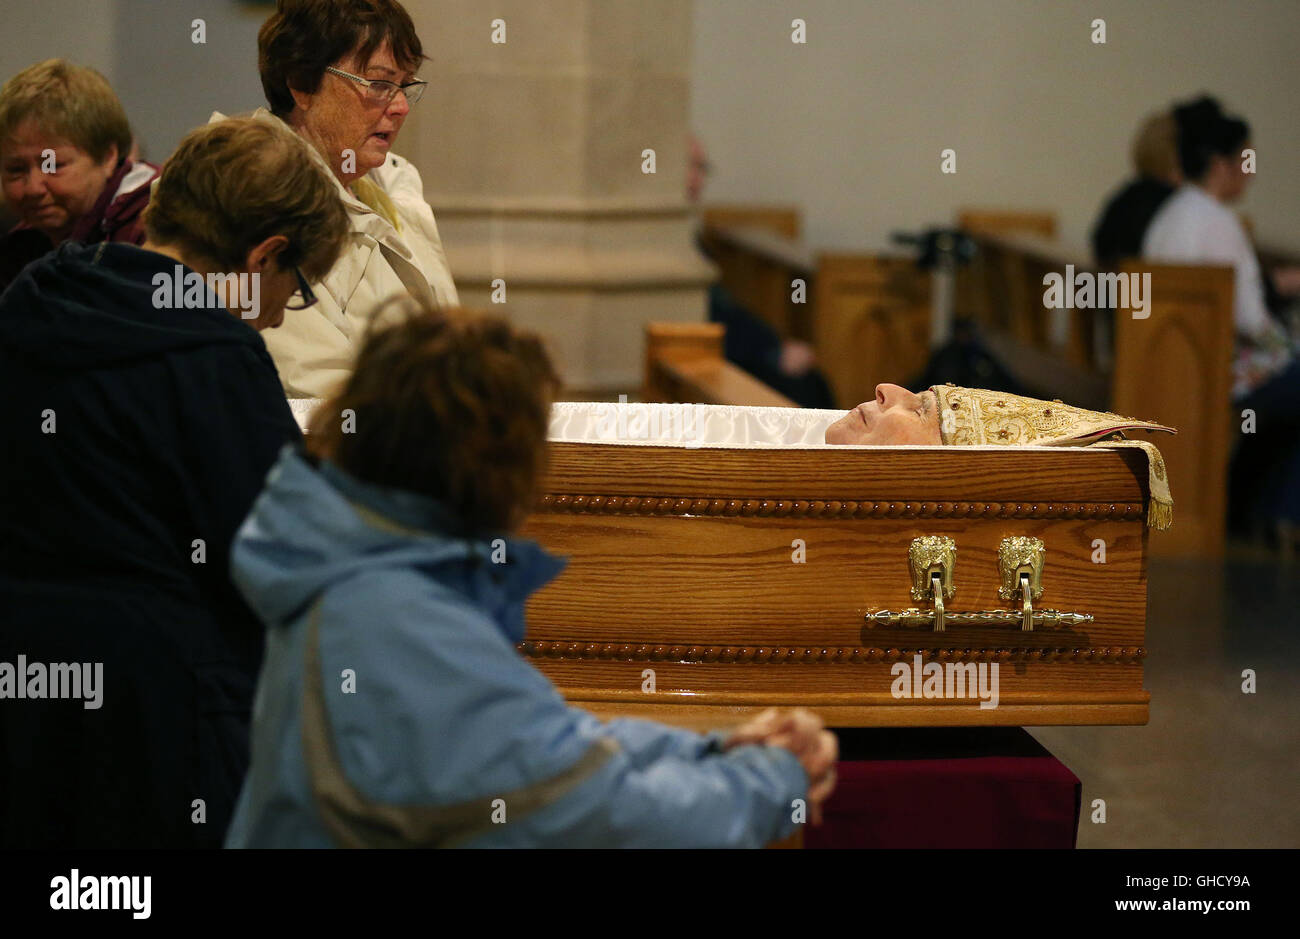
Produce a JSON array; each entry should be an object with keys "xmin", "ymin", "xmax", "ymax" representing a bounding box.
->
[{"xmin": 0, "ymin": 58, "xmax": 159, "ymax": 294}]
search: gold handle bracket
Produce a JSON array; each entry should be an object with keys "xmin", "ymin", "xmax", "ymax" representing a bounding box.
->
[
  {"xmin": 999, "ymin": 537, "xmax": 1045, "ymax": 632},
  {"xmin": 867, "ymin": 535, "xmax": 1093, "ymax": 632},
  {"xmin": 908, "ymin": 537, "xmax": 955, "ymax": 633}
]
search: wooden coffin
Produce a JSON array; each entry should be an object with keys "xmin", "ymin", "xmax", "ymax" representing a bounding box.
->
[{"xmin": 520, "ymin": 413, "xmax": 1154, "ymax": 730}]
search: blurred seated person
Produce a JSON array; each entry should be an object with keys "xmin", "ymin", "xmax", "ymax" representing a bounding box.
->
[
  {"xmin": 0, "ymin": 117, "xmax": 348, "ymax": 847},
  {"xmin": 689, "ymin": 136, "xmax": 835, "ymax": 408},
  {"xmin": 1142, "ymin": 98, "xmax": 1300, "ymax": 538},
  {"xmin": 226, "ymin": 303, "xmax": 837, "ymax": 847},
  {"xmin": 1097, "ymin": 97, "xmax": 1300, "ymax": 308},
  {"xmin": 0, "ymin": 59, "xmax": 160, "ymax": 293},
  {"xmin": 1091, "ymin": 109, "xmax": 1182, "ymax": 269}
]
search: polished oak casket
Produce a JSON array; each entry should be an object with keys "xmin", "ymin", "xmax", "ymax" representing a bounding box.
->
[{"xmin": 519, "ymin": 404, "xmax": 1155, "ymax": 729}]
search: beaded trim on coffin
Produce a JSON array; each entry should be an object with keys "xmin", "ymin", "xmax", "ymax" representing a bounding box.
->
[
  {"xmin": 536, "ymin": 494, "xmax": 1146, "ymax": 521},
  {"xmin": 519, "ymin": 642, "xmax": 1148, "ymax": 665}
]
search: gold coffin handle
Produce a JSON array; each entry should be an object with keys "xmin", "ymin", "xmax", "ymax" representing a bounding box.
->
[
  {"xmin": 869, "ymin": 535, "xmax": 1093, "ymax": 632},
  {"xmin": 1019, "ymin": 573, "xmax": 1033, "ymax": 632},
  {"xmin": 999, "ymin": 536, "xmax": 1046, "ymax": 632},
  {"xmin": 907, "ymin": 536, "xmax": 955, "ymax": 632}
]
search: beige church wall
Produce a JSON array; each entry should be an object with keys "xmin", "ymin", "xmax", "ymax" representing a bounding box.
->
[
  {"xmin": 403, "ymin": 0, "xmax": 713, "ymax": 394},
  {"xmin": 691, "ymin": 0, "xmax": 1300, "ymax": 256},
  {"xmin": 109, "ymin": 0, "xmax": 268, "ymax": 162},
  {"xmin": 0, "ymin": 2, "xmax": 267, "ymax": 164},
  {"xmin": 2, "ymin": 3, "xmax": 116, "ymax": 82}
]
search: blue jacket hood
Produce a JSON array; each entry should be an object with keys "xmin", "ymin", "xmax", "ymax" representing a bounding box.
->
[{"xmin": 231, "ymin": 448, "xmax": 565, "ymax": 640}]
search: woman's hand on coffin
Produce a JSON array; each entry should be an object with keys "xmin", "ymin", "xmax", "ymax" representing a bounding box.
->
[
  {"xmin": 723, "ymin": 707, "xmax": 787, "ymax": 748},
  {"xmin": 725, "ymin": 708, "xmax": 838, "ymax": 823},
  {"xmin": 765, "ymin": 713, "xmax": 838, "ymax": 825}
]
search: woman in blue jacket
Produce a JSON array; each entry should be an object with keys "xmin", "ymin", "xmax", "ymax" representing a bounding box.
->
[{"xmin": 227, "ymin": 306, "xmax": 837, "ymax": 848}]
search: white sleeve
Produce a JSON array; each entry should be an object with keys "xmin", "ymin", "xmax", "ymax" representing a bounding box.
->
[{"xmin": 1218, "ymin": 216, "xmax": 1273, "ymax": 341}]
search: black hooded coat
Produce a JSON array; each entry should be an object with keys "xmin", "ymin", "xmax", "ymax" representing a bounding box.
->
[{"xmin": 0, "ymin": 242, "xmax": 300, "ymax": 847}]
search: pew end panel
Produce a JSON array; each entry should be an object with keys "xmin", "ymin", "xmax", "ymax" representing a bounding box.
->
[{"xmin": 1113, "ymin": 262, "xmax": 1235, "ymax": 558}]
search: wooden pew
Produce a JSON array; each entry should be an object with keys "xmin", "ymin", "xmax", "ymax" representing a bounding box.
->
[
  {"xmin": 1112, "ymin": 262, "xmax": 1235, "ymax": 558},
  {"xmin": 700, "ymin": 208, "xmax": 933, "ymax": 407},
  {"xmin": 957, "ymin": 209, "xmax": 1057, "ymax": 239},
  {"xmin": 697, "ymin": 204, "xmax": 1237, "ymax": 556},
  {"xmin": 701, "ymin": 204, "xmax": 801, "ymax": 240},
  {"xmin": 961, "ymin": 230, "xmax": 1101, "ymax": 374},
  {"xmin": 643, "ymin": 322, "xmax": 796, "ymax": 408},
  {"xmin": 812, "ymin": 254, "xmax": 931, "ymax": 410},
  {"xmin": 699, "ymin": 208, "xmax": 816, "ymax": 342},
  {"xmin": 956, "ymin": 211, "xmax": 1082, "ymax": 363}
]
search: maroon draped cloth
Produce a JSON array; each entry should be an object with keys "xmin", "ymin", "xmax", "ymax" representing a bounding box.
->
[{"xmin": 806, "ymin": 728, "xmax": 1081, "ymax": 849}]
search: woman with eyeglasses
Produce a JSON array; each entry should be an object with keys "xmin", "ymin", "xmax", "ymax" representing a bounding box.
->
[
  {"xmin": 0, "ymin": 117, "xmax": 348, "ymax": 847},
  {"xmin": 233, "ymin": 0, "xmax": 460, "ymax": 398}
]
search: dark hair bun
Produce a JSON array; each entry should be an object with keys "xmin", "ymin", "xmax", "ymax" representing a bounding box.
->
[
  {"xmin": 1172, "ymin": 95, "xmax": 1223, "ymax": 134},
  {"xmin": 1172, "ymin": 94, "xmax": 1249, "ymax": 180}
]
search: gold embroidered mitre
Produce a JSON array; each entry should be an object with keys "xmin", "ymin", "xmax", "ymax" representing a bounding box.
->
[
  {"xmin": 929, "ymin": 384, "xmax": 1176, "ymax": 529},
  {"xmin": 931, "ymin": 385, "xmax": 1173, "ymax": 446}
]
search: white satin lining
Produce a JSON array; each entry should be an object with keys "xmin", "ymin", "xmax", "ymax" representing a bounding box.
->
[
  {"xmin": 548, "ymin": 401, "xmax": 845, "ymax": 447},
  {"xmin": 292, "ymin": 398, "xmax": 1088, "ymax": 450}
]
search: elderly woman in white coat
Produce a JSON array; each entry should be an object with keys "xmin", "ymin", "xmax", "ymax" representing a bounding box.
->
[{"xmin": 238, "ymin": 0, "xmax": 459, "ymax": 398}]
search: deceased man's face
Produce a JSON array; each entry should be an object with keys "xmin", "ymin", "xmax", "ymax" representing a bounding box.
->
[{"xmin": 825, "ymin": 384, "xmax": 942, "ymax": 445}]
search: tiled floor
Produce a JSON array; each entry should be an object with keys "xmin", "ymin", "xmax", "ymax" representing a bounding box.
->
[{"xmin": 1030, "ymin": 554, "xmax": 1300, "ymax": 847}]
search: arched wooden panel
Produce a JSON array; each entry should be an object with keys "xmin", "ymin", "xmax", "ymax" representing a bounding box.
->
[{"xmin": 1114, "ymin": 263, "xmax": 1235, "ymax": 558}]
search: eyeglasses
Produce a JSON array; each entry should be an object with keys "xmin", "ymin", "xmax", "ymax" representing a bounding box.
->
[
  {"xmin": 284, "ymin": 267, "xmax": 318, "ymax": 310},
  {"xmin": 325, "ymin": 66, "xmax": 427, "ymax": 107}
]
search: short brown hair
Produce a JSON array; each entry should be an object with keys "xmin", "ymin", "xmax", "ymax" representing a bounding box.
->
[
  {"xmin": 259, "ymin": 0, "xmax": 425, "ymax": 119},
  {"xmin": 308, "ymin": 302, "xmax": 561, "ymax": 535},
  {"xmin": 143, "ymin": 117, "xmax": 348, "ymax": 279},
  {"xmin": 0, "ymin": 59, "xmax": 132, "ymax": 163}
]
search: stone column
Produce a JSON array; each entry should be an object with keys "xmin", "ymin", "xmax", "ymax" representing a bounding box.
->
[{"xmin": 401, "ymin": 0, "xmax": 711, "ymax": 396}]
